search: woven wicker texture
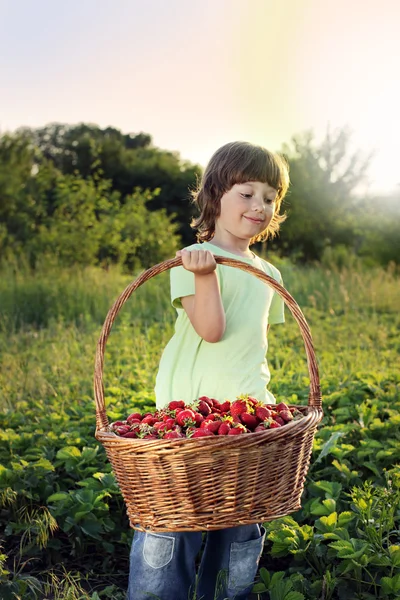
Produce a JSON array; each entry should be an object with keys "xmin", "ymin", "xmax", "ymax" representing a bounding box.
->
[{"xmin": 94, "ymin": 256, "xmax": 323, "ymax": 532}]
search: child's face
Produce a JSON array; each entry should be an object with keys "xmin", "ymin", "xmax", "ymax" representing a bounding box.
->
[{"xmin": 216, "ymin": 181, "xmax": 277, "ymax": 242}]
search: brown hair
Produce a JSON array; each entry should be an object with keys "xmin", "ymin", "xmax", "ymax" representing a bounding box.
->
[{"xmin": 191, "ymin": 141, "xmax": 290, "ymax": 244}]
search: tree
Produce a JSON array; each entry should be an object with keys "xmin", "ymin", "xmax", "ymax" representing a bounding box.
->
[
  {"xmin": 18, "ymin": 123, "xmax": 201, "ymax": 244},
  {"xmin": 276, "ymin": 127, "xmax": 373, "ymax": 261}
]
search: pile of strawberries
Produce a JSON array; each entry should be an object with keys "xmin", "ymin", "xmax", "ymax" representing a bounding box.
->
[{"xmin": 110, "ymin": 395, "xmax": 304, "ymax": 440}]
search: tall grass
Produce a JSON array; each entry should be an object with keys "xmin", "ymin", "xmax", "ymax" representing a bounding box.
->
[
  {"xmin": 0, "ymin": 258, "xmax": 398, "ymax": 333},
  {"xmin": 0, "ymin": 263, "xmax": 172, "ymax": 333}
]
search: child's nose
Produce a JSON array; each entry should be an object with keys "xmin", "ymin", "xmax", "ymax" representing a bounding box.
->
[{"xmin": 252, "ymin": 195, "xmax": 265, "ymax": 211}]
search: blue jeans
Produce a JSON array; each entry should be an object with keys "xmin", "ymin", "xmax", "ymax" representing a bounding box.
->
[{"xmin": 127, "ymin": 524, "xmax": 265, "ymax": 600}]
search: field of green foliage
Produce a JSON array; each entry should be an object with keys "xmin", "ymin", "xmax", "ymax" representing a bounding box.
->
[{"xmin": 0, "ymin": 258, "xmax": 399, "ymax": 599}]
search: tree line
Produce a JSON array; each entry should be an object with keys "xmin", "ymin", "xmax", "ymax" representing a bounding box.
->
[{"xmin": 0, "ymin": 123, "xmax": 398, "ymax": 269}]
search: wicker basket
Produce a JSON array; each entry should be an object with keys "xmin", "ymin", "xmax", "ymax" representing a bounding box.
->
[{"xmin": 94, "ymin": 256, "xmax": 323, "ymax": 532}]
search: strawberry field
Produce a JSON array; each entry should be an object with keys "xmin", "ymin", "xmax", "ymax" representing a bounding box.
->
[{"xmin": 0, "ymin": 259, "xmax": 399, "ymax": 600}]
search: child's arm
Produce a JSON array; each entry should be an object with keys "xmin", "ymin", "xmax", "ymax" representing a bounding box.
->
[{"xmin": 177, "ymin": 249, "xmax": 226, "ymax": 343}]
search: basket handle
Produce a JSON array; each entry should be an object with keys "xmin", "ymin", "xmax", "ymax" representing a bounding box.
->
[{"xmin": 94, "ymin": 256, "xmax": 322, "ymax": 432}]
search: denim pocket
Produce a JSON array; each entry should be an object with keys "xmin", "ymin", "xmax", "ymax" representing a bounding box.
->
[
  {"xmin": 143, "ymin": 532, "xmax": 175, "ymax": 569},
  {"xmin": 227, "ymin": 525, "xmax": 266, "ymax": 595}
]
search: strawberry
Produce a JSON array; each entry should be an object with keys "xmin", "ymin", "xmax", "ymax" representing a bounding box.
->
[
  {"xmin": 196, "ymin": 400, "xmax": 212, "ymax": 416},
  {"xmin": 207, "ymin": 413, "xmax": 216, "ymax": 421},
  {"xmin": 164, "ymin": 418, "xmax": 176, "ymax": 429},
  {"xmin": 219, "ymin": 401, "xmax": 231, "ymax": 413},
  {"xmin": 115, "ymin": 425, "xmax": 130, "ymax": 435},
  {"xmin": 193, "ymin": 412, "xmax": 204, "ymax": 426},
  {"xmin": 111, "ymin": 420, "xmax": 126, "ymax": 427},
  {"xmin": 276, "ymin": 402, "xmax": 289, "ymax": 412},
  {"xmin": 255, "ymin": 406, "xmax": 272, "ymax": 421},
  {"xmin": 200, "ymin": 419, "xmax": 221, "ymax": 434},
  {"xmin": 230, "ymin": 400, "xmax": 248, "ymax": 419},
  {"xmin": 247, "ymin": 396, "xmax": 259, "ymax": 408},
  {"xmin": 240, "ymin": 413, "xmax": 258, "ymax": 430},
  {"xmin": 274, "ymin": 416, "xmax": 285, "ymax": 426},
  {"xmin": 211, "ymin": 399, "xmax": 222, "ymax": 410},
  {"xmin": 122, "ymin": 431, "xmax": 139, "ymax": 438},
  {"xmin": 190, "ymin": 428, "xmax": 215, "ymax": 438},
  {"xmin": 269, "ymin": 421, "xmax": 281, "ymax": 428},
  {"xmin": 153, "ymin": 422, "xmax": 169, "ymax": 433},
  {"xmin": 142, "ymin": 434, "xmax": 159, "ymax": 440},
  {"xmin": 141, "ymin": 415, "xmax": 156, "ymax": 425},
  {"xmin": 218, "ymin": 422, "xmax": 232, "ymax": 435},
  {"xmin": 164, "ymin": 430, "xmax": 185, "ymax": 439},
  {"xmin": 198, "ymin": 395, "xmax": 213, "ymax": 408},
  {"xmin": 279, "ymin": 410, "xmax": 293, "ymax": 422},
  {"xmin": 168, "ymin": 400, "xmax": 186, "ymax": 410},
  {"xmin": 176, "ymin": 409, "xmax": 196, "ymax": 427},
  {"xmin": 228, "ymin": 424, "xmax": 247, "ymax": 435}
]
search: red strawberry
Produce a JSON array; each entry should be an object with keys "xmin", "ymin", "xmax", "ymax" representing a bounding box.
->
[
  {"xmin": 269, "ymin": 421, "xmax": 281, "ymax": 428},
  {"xmin": 122, "ymin": 431, "xmax": 139, "ymax": 438},
  {"xmin": 176, "ymin": 409, "xmax": 196, "ymax": 427},
  {"xmin": 198, "ymin": 396, "xmax": 213, "ymax": 408},
  {"xmin": 142, "ymin": 434, "xmax": 158, "ymax": 440},
  {"xmin": 230, "ymin": 399, "xmax": 249, "ymax": 419},
  {"xmin": 153, "ymin": 422, "xmax": 168, "ymax": 433},
  {"xmin": 276, "ymin": 402, "xmax": 289, "ymax": 412},
  {"xmin": 200, "ymin": 419, "xmax": 221, "ymax": 434},
  {"xmin": 164, "ymin": 430, "xmax": 185, "ymax": 439},
  {"xmin": 190, "ymin": 428, "xmax": 215, "ymax": 438},
  {"xmin": 274, "ymin": 416, "xmax": 285, "ymax": 426},
  {"xmin": 168, "ymin": 400, "xmax": 186, "ymax": 410},
  {"xmin": 141, "ymin": 415, "xmax": 156, "ymax": 425},
  {"xmin": 240, "ymin": 413, "xmax": 258, "ymax": 430},
  {"xmin": 111, "ymin": 420, "xmax": 126, "ymax": 427},
  {"xmin": 279, "ymin": 410, "xmax": 293, "ymax": 422},
  {"xmin": 115, "ymin": 425, "xmax": 130, "ymax": 435},
  {"xmin": 218, "ymin": 422, "xmax": 232, "ymax": 435},
  {"xmin": 196, "ymin": 400, "xmax": 212, "ymax": 416},
  {"xmin": 255, "ymin": 406, "xmax": 272, "ymax": 421},
  {"xmin": 211, "ymin": 399, "xmax": 222, "ymax": 410},
  {"xmin": 228, "ymin": 424, "xmax": 246, "ymax": 435},
  {"xmin": 219, "ymin": 401, "xmax": 231, "ymax": 413},
  {"xmin": 164, "ymin": 418, "xmax": 176, "ymax": 429},
  {"xmin": 247, "ymin": 396, "xmax": 259, "ymax": 407},
  {"xmin": 193, "ymin": 412, "xmax": 204, "ymax": 426}
]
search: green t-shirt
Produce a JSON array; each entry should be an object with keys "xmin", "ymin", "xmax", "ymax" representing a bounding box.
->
[{"xmin": 154, "ymin": 241, "xmax": 285, "ymax": 408}]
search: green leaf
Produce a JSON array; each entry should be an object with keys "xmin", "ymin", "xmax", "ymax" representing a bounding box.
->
[
  {"xmin": 270, "ymin": 571, "xmax": 286, "ymax": 586},
  {"xmin": 338, "ymin": 511, "xmax": 355, "ymax": 526},
  {"xmin": 269, "ymin": 579, "xmax": 293, "ymax": 600},
  {"xmin": 315, "ymin": 431, "xmax": 346, "ymax": 463},
  {"xmin": 381, "ymin": 574, "xmax": 400, "ymax": 594},
  {"xmin": 259, "ymin": 567, "xmax": 270, "ymax": 588},
  {"xmin": 47, "ymin": 492, "xmax": 70, "ymax": 502},
  {"xmin": 389, "ymin": 547, "xmax": 400, "ymax": 567},
  {"xmin": 285, "ymin": 593, "xmax": 305, "ymax": 600},
  {"xmin": 56, "ymin": 446, "xmax": 81, "ymax": 460},
  {"xmin": 252, "ymin": 582, "xmax": 267, "ymax": 593}
]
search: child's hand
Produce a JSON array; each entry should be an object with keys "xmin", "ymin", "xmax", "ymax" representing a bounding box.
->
[{"xmin": 176, "ymin": 249, "xmax": 217, "ymax": 275}]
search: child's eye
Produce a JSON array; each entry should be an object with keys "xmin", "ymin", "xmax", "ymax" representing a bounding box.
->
[{"xmin": 240, "ymin": 193, "xmax": 252, "ymax": 199}]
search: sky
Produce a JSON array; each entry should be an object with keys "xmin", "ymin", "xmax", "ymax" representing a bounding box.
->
[{"xmin": 1, "ymin": 0, "xmax": 400, "ymax": 195}]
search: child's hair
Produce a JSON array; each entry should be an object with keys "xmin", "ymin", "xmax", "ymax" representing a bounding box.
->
[{"xmin": 191, "ymin": 141, "xmax": 290, "ymax": 244}]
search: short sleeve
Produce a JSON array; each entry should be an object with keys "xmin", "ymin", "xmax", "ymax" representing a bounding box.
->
[
  {"xmin": 268, "ymin": 272, "xmax": 285, "ymax": 325},
  {"xmin": 170, "ymin": 265, "xmax": 195, "ymax": 309}
]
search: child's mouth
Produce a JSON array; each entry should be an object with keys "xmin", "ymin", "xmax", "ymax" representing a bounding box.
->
[{"xmin": 244, "ymin": 216, "xmax": 265, "ymax": 224}]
